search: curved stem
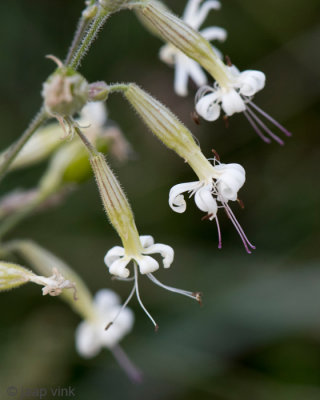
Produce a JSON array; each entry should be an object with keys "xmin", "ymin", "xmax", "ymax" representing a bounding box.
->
[
  {"xmin": 68, "ymin": 8, "xmax": 110, "ymax": 70},
  {"xmin": 0, "ymin": 108, "xmax": 48, "ymax": 183}
]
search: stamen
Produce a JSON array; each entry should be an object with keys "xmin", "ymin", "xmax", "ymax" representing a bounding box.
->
[
  {"xmin": 243, "ymin": 110, "xmax": 271, "ymax": 143},
  {"xmin": 248, "ymin": 101, "xmax": 292, "ymax": 137},
  {"xmin": 225, "ymin": 54, "xmax": 232, "ymax": 67},
  {"xmin": 237, "ymin": 198, "xmax": 245, "ymax": 209},
  {"xmin": 201, "ymin": 213, "xmax": 214, "ymax": 221},
  {"xmin": 215, "ymin": 216, "xmax": 222, "ymax": 249},
  {"xmin": 133, "ymin": 263, "xmax": 158, "ymax": 331},
  {"xmin": 105, "ymin": 283, "xmax": 136, "ymax": 330},
  {"xmin": 111, "ymin": 276, "xmax": 135, "ymax": 282},
  {"xmin": 111, "ymin": 344, "xmax": 143, "ymax": 384},
  {"xmin": 223, "ymin": 115, "xmax": 229, "ymax": 128},
  {"xmin": 191, "ymin": 110, "xmax": 200, "ymax": 125},
  {"xmin": 246, "ymin": 106, "xmax": 284, "ymax": 145},
  {"xmin": 223, "ymin": 201, "xmax": 255, "ymax": 253},
  {"xmin": 211, "ymin": 148, "xmax": 220, "ymax": 162},
  {"xmin": 147, "ymin": 273, "xmax": 201, "ymax": 304}
]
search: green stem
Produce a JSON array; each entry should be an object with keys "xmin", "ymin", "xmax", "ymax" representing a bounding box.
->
[
  {"xmin": 68, "ymin": 8, "xmax": 109, "ymax": 70},
  {"xmin": 0, "ymin": 108, "xmax": 48, "ymax": 184},
  {"xmin": 64, "ymin": 1, "xmax": 97, "ymax": 66}
]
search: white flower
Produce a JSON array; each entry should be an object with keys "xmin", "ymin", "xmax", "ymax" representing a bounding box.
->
[
  {"xmin": 159, "ymin": 0, "xmax": 227, "ymax": 96},
  {"xmin": 104, "ymin": 235, "xmax": 174, "ymax": 278},
  {"xmin": 75, "ymin": 289, "xmax": 134, "ymax": 358},
  {"xmin": 104, "ymin": 235, "xmax": 201, "ymax": 331},
  {"xmin": 169, "ymin": 160, "xmax": 255, "ymax": 253},
  {"xmin": 195, "ymin": 65, "xmax": 292, "ymax": 144}
]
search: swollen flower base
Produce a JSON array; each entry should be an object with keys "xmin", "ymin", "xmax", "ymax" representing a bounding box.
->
[
  {"xmin": 169, "ymin": 159, "xmax": 255, "ymax": 254},
  {"xmin": 159, "ymin": 0, "xmax": 227, "ymax": 96},
  {"xmin": 195, "ymin": 65, "xmax": 292, "ymax": 145}
]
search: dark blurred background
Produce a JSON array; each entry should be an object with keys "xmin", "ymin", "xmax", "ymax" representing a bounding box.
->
[{"xmin": 0, "ymin": 0, "xmax": 320, "ymax": 399}]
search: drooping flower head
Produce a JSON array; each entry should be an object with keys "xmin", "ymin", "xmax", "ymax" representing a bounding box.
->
[
  {"xmin": 169, "ymin": 155, "xmax": 255, "ymax": 253},
  {"xmin": 83, "ymin": 149, "xmax": 201, "ymax": 330},
  {"xmin": 159, "ymin": 0, "xmax": 227, "ymax": 96},
  {"xmin": 195, "ymin": 65, "xmax": 292, "ymax": 144},
  {"xmin": 135, "ymin": 1, "xmax": 292, "ymax": 144},
  {"xmin": 110, "ymin": 83, "xmax": 254, "ymax": 252}
]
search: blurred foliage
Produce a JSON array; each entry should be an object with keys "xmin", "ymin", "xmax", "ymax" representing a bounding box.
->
[{"xmin": 0, "ymin": 0, "xmax": 319, "ymax": 399}]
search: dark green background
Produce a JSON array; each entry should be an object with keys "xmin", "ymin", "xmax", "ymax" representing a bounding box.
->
[{"xmin": 0, "ymin": 0, "xmax": 320, "ymax": 399}]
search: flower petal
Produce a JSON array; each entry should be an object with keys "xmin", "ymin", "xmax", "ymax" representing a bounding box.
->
[
  {"xmin": 94, "ymin": 289, "xmax": 120, "ymax": 313},
  {"xmin": 174, "ymin": 56, "xmax": 190, "ymax": 96},
  {"xmin": 194, "ymin": 184, "xmax": 218, "ymax": 215},
  {"xmin": 136, "ymin": 255, "xmax": 159, "ymax": 274},
  {"xmin": 221, "ymin": 89, "xmax": 246, "ymax": 116},
  {"xmin": 214, "ymin": 163, "xmax": 246, "ymax": 201},
  {"xmin": 139, "ymin": 235, "xmax": 154, "ymax": 249},
  {"xmin": 80, "ymin": 101, "xmax": 107, "ymax": 128},
  {"xmin": 143, "ymin": 243, "xmax": 174, "ymax": 269},
  {"xmin": 238, "ymin": 70, "xmax": 266, "ymax": 96},
  {"xmin": 75, "ymin": 321, "xmax": 101, "ymax": 358},
  {"xmin": 185, "ymin": 57, "xmax": 208, "ymax": 88},
  {"xmin": 104, "ymin": 246, "xmax": 125, "ymax": 268},
  {"xmin": 108, "ymin": 257, "xmax": 131, "ymax": 278},
  {"xmin": 196, "ymin": 91, "xmax": 221, "ymax": 121},
  {"xmin": 159, "ymin": 44, "xmax": 176, "ymax": 65},
  {"xmin": 200, "ymin": 26, "xmax": 227, "ymax": 42},
  {"xmin": 169, "ymin": 181, "xmax": 199, "ymax": 213},
  {"xmin": 191, "ymin": 1, "xmax": 221, "ymax": 29}
]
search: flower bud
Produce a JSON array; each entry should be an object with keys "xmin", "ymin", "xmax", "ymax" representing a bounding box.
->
[
  {"xmin": 42, "ymin": 60, "xmax": 89, "ymax": 118},
  {"xmin": 88, "ymin": 81, "xmax": 109, "ymax": 102}
]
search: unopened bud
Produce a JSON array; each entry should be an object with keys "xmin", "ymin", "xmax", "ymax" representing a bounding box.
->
[{"xmin": 88, "ymin": 81, "xmax": 109, "ymax": 102}]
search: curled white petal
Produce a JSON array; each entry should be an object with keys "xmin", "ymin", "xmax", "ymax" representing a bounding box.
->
[
  {"xmin": 194, "ymin": 185, "xmax": 218, "ymax": 215},
  {"xmin": 221, "ymin": 89, "xmax": 246, "ymax": 116},
  {"xmin": 108, "ymin": 257, "xmax": 131, "ymax": 278},
  {"xmin": 139, "ymin": 235, "xmax": 154, "ymax": 249},
  {"xmin": 136, "ymin": 255, "xmax": 159, "ymax": 274},
  {"xmin": 169, "ymin": 181, "xmax": 199, "ymax": 213},
  {"xmin": 200, "ymin": 26, "xmax": 227, "ymax": 42},
  {"xmin": 104, "ymin": 246, "xmax": 125, "ymax": 268},
  {"xmin": 174, "ymin": 57, "xmax": 190, "ymax": 96},
  {"xmin": 143, "ymin": 243, "xmax": 174, "ymax": 269},
  {"xmin": 196, "ymin": 91, "xmax": 221, "ymax": 121},
  {"xmin": 214, "ymin": 163, "xmax": 246, "ymax": 201},
  {"xmin": 75, "ymin": 321, "xmax": 101, "ymax": 358},
  {"xmin": 238, "ymin": 70, "xmax": 266, "ymax": 97}
]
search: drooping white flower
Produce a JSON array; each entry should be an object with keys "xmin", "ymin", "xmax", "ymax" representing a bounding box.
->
[
  {"xmin": 159, "ymin": 0, "xmax": 227, "ymax": 96},
  {"xmin": 169, "ymin": 158, "xmax": 255, "ymax": 253},
  {"xmin": 104, "ymin": 235, "xmax": 174, "ymax": 278},
  {"xmin": 75, "ymin": 289, "xmax": 134, "ymax": 358},
  {"xmin": 195, "ymin": 65, "xmax": 292, "ymax": 144},
  {"xmin": 104, "ymin": 235, "xmax": 201, "ymax": 331}
]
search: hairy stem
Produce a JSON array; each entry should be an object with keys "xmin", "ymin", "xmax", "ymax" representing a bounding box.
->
[
  {"xmin": 0, "ymin": 108, "xmax": 48, "ymax": 184},
  {"xmin": 68, "ymin": 8, "xmax": 110, "ymax": 70}
]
